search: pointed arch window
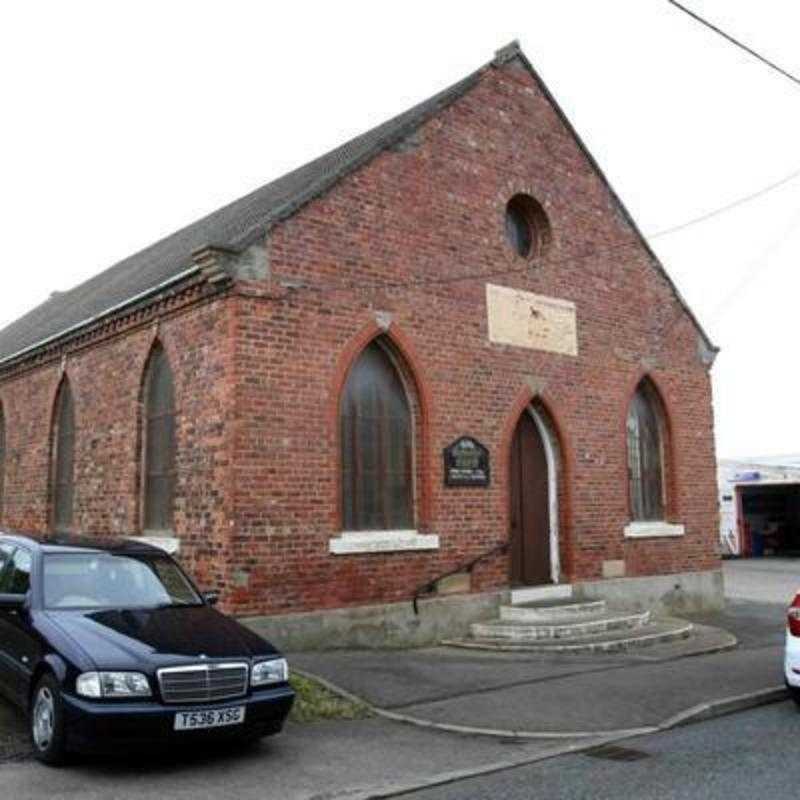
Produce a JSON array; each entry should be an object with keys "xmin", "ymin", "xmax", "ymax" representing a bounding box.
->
[
  {"xmin": 52, "ymin": 379, "xmax": 76, "ymax": 532},
  {"xmin": 340, "ymin": 340, "xmax": 414, "ymax": 531},
  {"xmin": 142, "ymin": 346, "xmax": 177, "ymax": 532},
  {"xmin": 0, "ymin": 404, "xmax": 5, "ymax": 521},
  {"xmin": 626, "ymin": 379, "xmax": 667, "ymax": 521}
]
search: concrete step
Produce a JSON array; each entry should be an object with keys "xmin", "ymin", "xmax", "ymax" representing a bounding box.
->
[
  {"xmin": 445, "ymin": 617, "xmax": 694, "ymax": 654},
  {"xmin": 510, "ymin": 584, "xmax": 573, "ymax": 605},
  {"xmin": 471, "ymin": 610, "xmax": 650, "ymax": 642},
  {"xmin": 500, "ymin": 599, "xmax": 607, "ymax": 623}
]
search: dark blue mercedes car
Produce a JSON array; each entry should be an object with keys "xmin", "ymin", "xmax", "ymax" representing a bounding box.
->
[{"xmin": 0, "ymin": 533, "xmax": 294, "ymax": 765}]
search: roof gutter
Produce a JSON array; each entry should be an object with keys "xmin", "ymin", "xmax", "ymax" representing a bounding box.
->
[{"xmin": 0, "ymin": 265, "xmax": 201, "ymax": 369}]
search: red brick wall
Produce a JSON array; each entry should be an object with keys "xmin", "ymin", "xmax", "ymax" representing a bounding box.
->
[
  {"xmin": 0, "ymin": 295, "xmax": 237, "ymax": 592},
  {"xmin": 226, "ymin": 60, "xmax": 720, "ymax": 614},
  {"xmin": 0, "ymin": 59, "xmax": 720, "ymax": 616}
]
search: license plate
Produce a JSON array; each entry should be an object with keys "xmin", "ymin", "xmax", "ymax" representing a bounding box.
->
[{"xmin": 174, "ymin": 706, "xmax": 246, "ymax": 731}]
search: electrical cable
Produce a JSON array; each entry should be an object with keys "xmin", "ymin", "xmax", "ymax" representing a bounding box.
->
[{"xmin": 665, "ymin": 1, "xmax": 800, "ymax": 88}]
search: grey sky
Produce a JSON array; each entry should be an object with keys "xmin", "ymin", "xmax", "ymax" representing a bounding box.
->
[{"xmin": 2, "ymin": 1, "xmax": 798, "ymax": 458}]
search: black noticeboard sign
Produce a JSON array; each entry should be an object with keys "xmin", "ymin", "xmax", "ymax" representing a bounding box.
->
[{"xmin": 443, "ymin": 437, "xmax": 490, "ymax": 487}]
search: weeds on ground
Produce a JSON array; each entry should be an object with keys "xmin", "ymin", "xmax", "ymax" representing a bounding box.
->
[{"xmin": 289, "ymin": 674, "xmax": 371, "ymax": 723}]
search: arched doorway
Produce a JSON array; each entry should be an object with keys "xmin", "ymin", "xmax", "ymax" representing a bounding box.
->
[{"xmin": 509, "ymin": 406, "xmax": 559, "ymax": 586}]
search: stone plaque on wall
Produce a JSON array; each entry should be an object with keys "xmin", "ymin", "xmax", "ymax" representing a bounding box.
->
[{"xmin": 486, "ymin": 284, "xmax": 578, "ymax": 356}]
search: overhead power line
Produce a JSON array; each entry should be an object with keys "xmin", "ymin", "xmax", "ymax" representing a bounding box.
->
[
  {"xmin": 665, "ymin": 0, "xmax": 800, "ymax": 88},
  {"xmin": 707, "ymin": 205, "xmax": 800, "ymax": 320},
  {"xmin": 649, "ymin": 167, "xmax": 800, "ymax": 238}
]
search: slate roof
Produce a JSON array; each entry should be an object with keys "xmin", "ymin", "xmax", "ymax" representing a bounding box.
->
[{"xmin": 0, "ymin": 42, "xmax": 714, "ymax": 364}]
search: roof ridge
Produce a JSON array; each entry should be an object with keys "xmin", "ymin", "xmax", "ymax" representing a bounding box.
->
[
  {"xmin": 492, "ymin": 40, "xmax": 523, "ymax": 66},
  {"xmin": 228, "ymin": 65, "xmax": 489, "ymax": 250}
]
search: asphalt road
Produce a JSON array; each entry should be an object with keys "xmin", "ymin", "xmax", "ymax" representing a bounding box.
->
[
  {"xmin": 0, "ymin": 717, "xmax": 587, "ymax": 800},
  {"xmin": 723, "ymin": 558, "xmax": 800, "ymax": 605},
  {"xmin": 398, "ymin": 701, "xmax": 800, "ymax": 800}
]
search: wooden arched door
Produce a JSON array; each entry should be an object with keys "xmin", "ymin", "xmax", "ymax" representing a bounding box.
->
[{"xmin": 510, "ymin": 411, "xmax": 552, "ymax": 586}]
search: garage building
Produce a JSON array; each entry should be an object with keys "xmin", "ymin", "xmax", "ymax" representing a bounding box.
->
[{"xmin": 719, "ymin": 457, "xmax": 800, "ymax": 558}]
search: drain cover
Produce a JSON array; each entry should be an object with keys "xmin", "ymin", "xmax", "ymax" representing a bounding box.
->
[{"xmin": 583, "ymin": 744, "xmax": 651, "ymax": 762}]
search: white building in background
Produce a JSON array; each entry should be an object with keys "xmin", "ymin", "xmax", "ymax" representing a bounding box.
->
[{"xmin": 718, "ymin": 456, "xmax": 800, "ymax": 556}]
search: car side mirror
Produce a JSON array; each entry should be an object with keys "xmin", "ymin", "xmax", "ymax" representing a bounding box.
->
[
  {"xmin": 202, "ymin": 591, "xmax": 219, "ymax": 606},
  {"xmin": 0, "ymin": 593, "xmax": 26, "ymax": 611}
]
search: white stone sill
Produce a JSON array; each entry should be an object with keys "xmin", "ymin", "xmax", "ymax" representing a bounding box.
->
[
  {"xmin": 126, "ymin": 535, "xmax": 181, "ymax": 554},
  {"xmin": 329, "ymin": 530, "xmax": 440, "ymax": 555},
  {"xmin": 624, "ymin": 521, "xmax": 685, "ymax": 539}
]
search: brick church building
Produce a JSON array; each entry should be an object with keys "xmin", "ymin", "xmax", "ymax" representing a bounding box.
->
[{"xmin": 0, "ymin": 43, "xmax": 722, "ymax": 642}]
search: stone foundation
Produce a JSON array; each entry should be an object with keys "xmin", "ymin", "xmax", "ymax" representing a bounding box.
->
[
  {"xmin": 241, "ymin": 568, "xmax": 724, "ymax": 651},
  {"xmin": 241, "ymin": 589, "xmax": 505, "ymax": 652},
  {"xmin": 574, "ymin": 569, "xmax": 725, "ymax": 615}
]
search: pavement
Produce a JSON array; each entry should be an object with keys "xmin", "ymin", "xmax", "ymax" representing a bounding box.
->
[
  {"xmin": 0, "ymin": 718, "xmax": 604, "ymax": 800},
  {"xmin": 0, "ymin": 700, "xmax": 28, "ymax": 762},
  {"xmin": 291, "ymin": 598, "xmax": 787, "ymax": 737},
  {"xmin": 723, "ymin": 556, "xmax": 800, "ymax": 603}
]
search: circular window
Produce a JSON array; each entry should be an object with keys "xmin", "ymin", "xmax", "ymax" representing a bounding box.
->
[{"xmin": 504, "ymin": 194, "xmax": 549, "ymax": 258}]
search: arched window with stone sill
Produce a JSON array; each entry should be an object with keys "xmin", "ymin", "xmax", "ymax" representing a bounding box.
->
[
  {"xmin": 141, "ymin": 345, "xmax": 177, "ymax": 533},
  {"xmin": 51, "ymin": 378, "xmax": 76, "ymax": 532},
  {"xmin": 340, "ymin": 339, "xmax": 415, "ymax": 532},
  {"xmin": 626, "ymin": 378, "xmax": 668, "ymax": 522},
  {"xmin": 0, "ymin": 402, "xmax": 6, "ymax": 523}
]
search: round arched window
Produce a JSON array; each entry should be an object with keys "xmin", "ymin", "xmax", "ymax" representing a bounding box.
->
[{"xmin": 504, "ymin": 194, "xmax": 549, "ymax": 258}]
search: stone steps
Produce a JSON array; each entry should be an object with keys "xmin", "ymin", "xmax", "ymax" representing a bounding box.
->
[
  {"xmin": 443, "ymin": 587, "xmax": 696, "ymax": 654},
  {"xmin": 445, "ymin": 617, "xmax": 693, "ymax": 654},
  {"xmin": 510, "ymin": 584, "xmax": 573, "ymax": 604},
  {"xmin": 499, "ymin": 599, "xmax": 607, "ymax": 623},
  {"xmin": 471, "ymin": 609, "xmax": 650, "ymax": 642}
]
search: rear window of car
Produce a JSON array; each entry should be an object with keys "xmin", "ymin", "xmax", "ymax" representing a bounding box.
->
[
  {"xmin": 0, "ymin": 544, "xmax": 13, "ymax": 576},
  {"xmin": 0, "ymin": 547, "xmax": 31, "ymax": 596},
  {"xmin": 43, "ymin": 552, "xmax": 201, "ymax": 609}
]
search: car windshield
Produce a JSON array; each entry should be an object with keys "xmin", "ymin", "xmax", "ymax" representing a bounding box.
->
[{"xmin": 43, "ymin": 552, "xmax": 202, "ymax": 610}]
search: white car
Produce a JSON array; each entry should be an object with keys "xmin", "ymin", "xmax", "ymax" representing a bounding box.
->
[{"xmin": 786, "ymin": 595, "xmax": 800, "ymax": 705}]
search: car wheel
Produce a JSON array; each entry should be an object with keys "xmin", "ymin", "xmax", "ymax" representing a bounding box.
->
[
  {"xmin": 791, "ymin": 687, "xmax": 800, "ymax": 709},
  {"xmin": 30, "ymin": 674, "xmax": 67, "ymax": 766}
]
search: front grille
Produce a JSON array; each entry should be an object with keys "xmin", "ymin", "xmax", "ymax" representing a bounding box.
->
[{"xmin": 157, "ymin": 662, "xmax": 249, "ymax": 704}]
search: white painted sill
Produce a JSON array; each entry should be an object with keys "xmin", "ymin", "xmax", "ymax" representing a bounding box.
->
[
  {"xmin": 126, "ymin": 535, "xmax": 181, "ymax": 554},
  {"xmin": 624, "ymin": 521, "xmax": 685, "ymax": 539},
  {"xmin": 329, "ymin": 530, "xmax": 440, "ymax": 555}
]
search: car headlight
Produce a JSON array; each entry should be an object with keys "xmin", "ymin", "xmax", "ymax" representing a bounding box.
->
[
  {"xmin": 76, "ymin": 671, "xmax": 152, "ymax": 699},
  {"xmin": 251, "ymin": 658, "xmax": 288, "ymax": 687}
]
